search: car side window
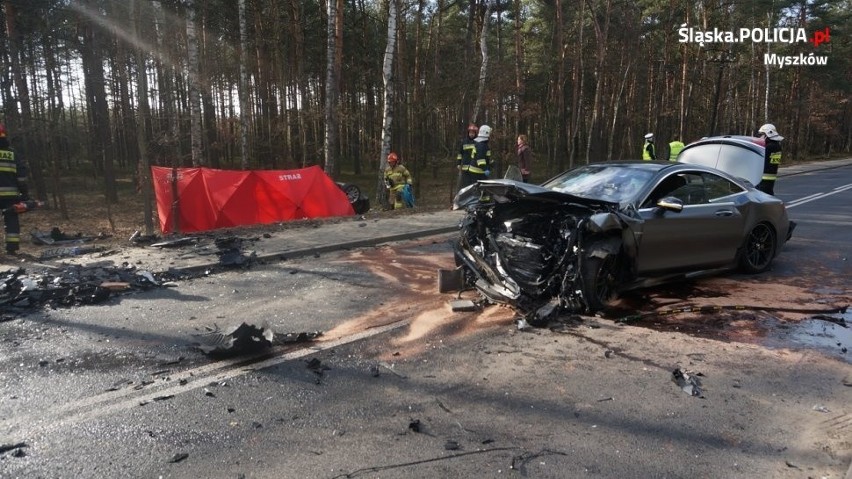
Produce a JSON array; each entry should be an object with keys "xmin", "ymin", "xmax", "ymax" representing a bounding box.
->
[
  {"xmin": 702, "ymin": 172, "xmax": 745, "ymax": 201},
  {"xmin": 642, "ymin": 172, "xmax": 706, "ymax": 207}
]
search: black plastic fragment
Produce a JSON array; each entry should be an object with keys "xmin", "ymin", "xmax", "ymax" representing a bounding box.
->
[
  {"xmin": 672, "ymin": 368, "xmax": 704, "ymax": 397},
  {"xmin": 197, "ymin": 322, "xmax": 274, "ymax": 357}
]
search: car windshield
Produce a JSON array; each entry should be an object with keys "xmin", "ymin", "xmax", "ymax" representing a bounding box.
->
[{"xmin": 542, "ymin": 165, "xmax": 656, "ymax": 203}]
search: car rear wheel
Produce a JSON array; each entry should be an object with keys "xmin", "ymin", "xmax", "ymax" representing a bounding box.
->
[
  {"xmin": 338, "ymin": 183, "xmax": 362, "ymax": 203},
  {"xmin": 738, "ymin": 222, "xmax": 776, "ymax": 273},
  {"xmin": 581, "ymin": 254, "xmax": 618, "ymax": 312}
]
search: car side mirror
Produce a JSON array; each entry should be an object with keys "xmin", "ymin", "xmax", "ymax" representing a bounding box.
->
[{"xmin": 656, "ymin": 196, "xmax": 684, "ymax": 212}]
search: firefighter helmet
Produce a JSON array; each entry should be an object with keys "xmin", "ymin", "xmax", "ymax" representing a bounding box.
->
[
  {"xmin": 758, "ymin": 123, "xmax": 783, "ymax": 141},
  {"xmin": 478, "ymin": 125, "xmax": 492, "ymax": 139},
  {"xmin": 387, "ymin": 152, "xmax": 399, "ymax": 165}
]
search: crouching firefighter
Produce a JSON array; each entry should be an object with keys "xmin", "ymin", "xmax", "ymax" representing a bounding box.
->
[
  {"xmin": 384, "ymin": 152, "xmax": 413, "ymax": 210},
  {"xmin": 0, "ymin": 123, "xmax": 30, "ymax": 256}
]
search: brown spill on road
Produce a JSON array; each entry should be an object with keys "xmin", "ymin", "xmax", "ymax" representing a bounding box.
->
[
  {"xmin": 327, "ymin": 240, "xmax": 850, "ymax": 361},
  {"xmin": 323, "ymin": 241, "xmax": 514, "ymax": 360}
]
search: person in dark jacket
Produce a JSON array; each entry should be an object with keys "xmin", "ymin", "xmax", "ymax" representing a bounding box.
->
[
  {"xmin": 756, "ymin": 123, "xmax": 783, "ymax": 195},
  {"xmin": 0, "ymin": 123, "xmax": 30, "ymax": 255},
  {"xmin": 516, "ymin": 134, "xmax": 533, "ymax": 182}
]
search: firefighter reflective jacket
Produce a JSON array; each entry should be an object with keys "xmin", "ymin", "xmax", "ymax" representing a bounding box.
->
[
  {"xmin": 762, "ymin": 140, "xmax": 782, "ymax": 182},
  {"xmin": 471, "ymin": 140, "xmax": 492, "ymax": 175},
  {"xmin": 0, "ymin": 147, "xmax": 28, "ymax": 199},
  {"xmin": 457, "ymin": 136, "xmax": 478, "ymax": 172},
  {"xmin": 385, "ymin": 164, "xmax": 412, "ymax": 190}
]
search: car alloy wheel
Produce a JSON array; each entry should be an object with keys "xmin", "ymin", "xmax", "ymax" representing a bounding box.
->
[{"xmin": 740, "ymin": 223, "xmax": 776, "ymax": 273}]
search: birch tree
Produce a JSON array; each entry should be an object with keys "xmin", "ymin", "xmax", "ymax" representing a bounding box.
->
[
  {"xmin": 324, "ymin": 0, "xmax": 338, "ymax": 176},
  {"xmin": 377, "ymin": 0, "xmax": 397, "ymax": 208}
]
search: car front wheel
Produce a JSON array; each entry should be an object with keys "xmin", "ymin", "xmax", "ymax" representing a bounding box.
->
[
  {"xmin": 738, "ymin": 222, "xmax": 777, "ymax": 273},
  {"xmin": 581, "ymin": 254, "xmax": 618, "ymax": 312}
]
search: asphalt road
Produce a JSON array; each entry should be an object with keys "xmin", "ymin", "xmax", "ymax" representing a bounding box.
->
[{"xmin": 1, "ymin": 165, "xmax": 850, "ymax": 479}]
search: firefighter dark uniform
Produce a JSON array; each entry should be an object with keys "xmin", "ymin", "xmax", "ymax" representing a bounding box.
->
[
  {"xmin": 469, "ymin": 125, "xmax": 493, "ymax": 182},
  {"xmin": 756, "ymin": 123, "xmax": 783, "ymax": 195},
  {"xmin": 470, "ymin": 125, "xmax": 494, "ymax": 202},
  {"xmin": 457, "ymin": 124, "xmax": 479, "ymax": 190},
  {"xmin": 0, "ymin": 124, "xmax": 29, "ymax": 255},
  {"xmin": 642, "ymin": 133, "xmax": 656, "ymax": 160}
]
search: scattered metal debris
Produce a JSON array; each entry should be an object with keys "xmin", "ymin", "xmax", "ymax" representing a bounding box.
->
[
  {"xmin": 39, "ymin": 245, "xmax": 106, "ymax": 260},
  {"xmin": 168, "ymin": 452, "xmax": 189, "ymax": 463},
  {"xmin": 672, "ymin": 368, "xmax": 704, "ymax": 397},
  {"xmin": 516, "ymin": 318, "xmax": 533, "ymax": 331},
  {"xmin": 197, "ymin": 322, "xmax": 274, "ymax": 357},
  {"xmin": 812, "ymin": 405, "xmax": 830, "ymax": 413},
  {"xmin": 129, "ymin": 230, "xmax": 159, "ymax": 245},
  {"xmin": 450, "ymin": 299, "xmax": 477, "ymax": 312},
  {"xmin": 0, "ymin": 264, "xmax": 190, "ymax": 320},
  {"xmin": 30, "ymin": 227, "xmax": 97, "ymax": 246},
  {"xmin": 151, "ymin": 237, "xmax": 197, "ymax": 248}
]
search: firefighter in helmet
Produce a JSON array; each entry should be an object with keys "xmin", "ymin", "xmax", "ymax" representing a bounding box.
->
[
  {"xmin": 384, "ymin": 152, "xmax": 413, "ymax": 210},
  {"xmin": 457, "ymin": 123, "xmax": 479, "ymax": 191},
  {"xmin": 756, "ymin": 123, "xmax": 783, "ymax": 195},
  {"xmin": 0, "ymin": 123, "xmax": 30, "ymax": 256}
]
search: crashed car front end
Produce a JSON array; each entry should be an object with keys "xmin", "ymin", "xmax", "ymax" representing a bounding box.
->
[{"xmin": 453, "ymin": 180, "xmax": 629, "ymax": 323}]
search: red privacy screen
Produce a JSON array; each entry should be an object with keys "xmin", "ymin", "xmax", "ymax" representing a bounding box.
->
[{"xmin": 152, "ymin": 166, "xmax": 355, "ymax": 233}]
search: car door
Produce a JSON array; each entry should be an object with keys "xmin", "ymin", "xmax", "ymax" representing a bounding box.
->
[{"xmin": 635, "ymin": 171, "xmax": 746, "ymax": 274}]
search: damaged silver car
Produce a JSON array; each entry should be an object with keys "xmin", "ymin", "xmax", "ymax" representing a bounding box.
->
[{"xmin": 450, "ymin": 161, "xmax": 795, "ymax": 324}]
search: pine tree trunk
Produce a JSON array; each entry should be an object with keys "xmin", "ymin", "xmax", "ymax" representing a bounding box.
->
[{"xmin": 186, "ymin": 0, "xmax": 203, "ymax": 166}]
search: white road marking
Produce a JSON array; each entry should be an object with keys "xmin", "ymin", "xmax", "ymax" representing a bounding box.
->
[{"xmin": 786, "ymin": 182, "xmax": 852, "ymax": 209}]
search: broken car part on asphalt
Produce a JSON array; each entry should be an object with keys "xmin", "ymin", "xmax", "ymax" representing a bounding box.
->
[
  {"xmin": 196, "ymin": 322, "xmax": 322, "ymax": 358},
  {"xmin": 672, "ymin": 368, "xmax": 704, "ymax": 397}
]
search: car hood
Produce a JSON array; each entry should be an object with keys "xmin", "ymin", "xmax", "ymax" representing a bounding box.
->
[{"xmin": 453, "ymin": 179, "xmax": 621, "ymax": 210}]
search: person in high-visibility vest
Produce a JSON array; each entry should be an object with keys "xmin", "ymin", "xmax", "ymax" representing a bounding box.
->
[
  {"xmin": 642, "ymin": 133, "xmax": 656, "ymax": 160},
  {"xmin": 0, "ymin": 123, "xmax": 30, "ymax": 256},
  {"xmin": 668, "ymin": 139, "xmax": 685, "ymax": 161},
  {"xmin": 756, "ymin": 124, "xmax": 783, "ymax": 195}
]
